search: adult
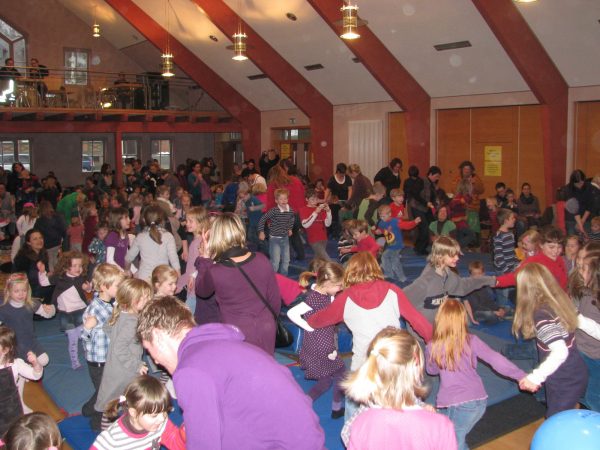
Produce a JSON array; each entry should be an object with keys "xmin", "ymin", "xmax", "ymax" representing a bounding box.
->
[
  {"xmin": 6, "ymin": 162, "xmax": 24, "ymax": 196},
  {"xmin": 137, "ymin": 296, "xmax": 325, "ymax": 449},
  {"xmin": 195, "ymin": 213, "xmax": 281, "ymax": 355},
  {"xmin": 403, "ymin": 166, "xmax": 428, "ymax": 255},
  {"xmin": 56, "ymin": 189, "xmax": 85, "ymax": 226},
  {"xmin": 418, "ymin": 166, "xmax": 442, "ymax": 253},
  {"xmin": 325, "ymin": 163, "xmax": 353, "ymax": 240},
  {"xmin": 38, "ymin": 176, "xmax": 60, "ymax": 209},
  {"xmin": 187, "ymin": 161, "xmax": 208, "ymax": 206},
  {"xmin": 28, "ymin": 58, "xmax": 49, "ymax": 105},
  {"xmin": 564, "ymin": 169, "xmax": 594, "ymax": 238},
  {"xmin": 248, "ymin": 172, "xmax": 267, "ymax": 190},
  {"xmin": 346, "ymin": 163, "xmax": 373, "ymax": 210},
  {"xmin": 259, "ymin": 149, "xmax": 280, "ymax": 178},
  {"xmin": 267, "ymin": 162, "xmax": 306, "ymax": 260},
  {"xmin": 175, "ymin": 164, "xmax": 189, "ymax": 191},
  {"xmin": 0, "ymin": 58, "xmax": 21, "ymax": 81},
  {"xmin": 241, "ymin": 159, "xmax": 257, "ymax": 178},
  {"xmin": 34, "ymin": 201, "xmax": 66, "ymax": 271},
  {"xmin": 517, "ymin": 182, "xmax": 541, "ymax": 228},
  {"xmin": 374, "ymin": 158, "xmax": 402, "ymax": 198},
  {"xmin": 97, "ymin": 163, "xmax": 113, "ymax": 195},
  {"xmin": 452, "ymin": 160, "xmax": 485, "ymax": 237},
  {"xmin": 13, "ymin": 229, "xmax": 54, "ymax": 304}
]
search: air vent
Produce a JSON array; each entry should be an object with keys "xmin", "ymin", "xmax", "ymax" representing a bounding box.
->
[
  {"xmin": 304, "ymin": 63, "xmax": 324, "ymax": 71},
  {"xmin": 352, "ymin": 57, "xmax": 360, "ymax": 63},
  {"xmin": 434, "ymin": 40, "xmax": 472, "ymax": 51},
  {"xmin": 247, "ymin": 73, "xmax": 268, "ymax": 80}
]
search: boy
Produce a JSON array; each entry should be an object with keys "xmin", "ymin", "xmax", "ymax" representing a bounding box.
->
[
  {"xmin": 300, "ymin": 188, "xmax": 332, "ymax": 261},
  {"xmin": 389, "ymin": 188, "xmax": 406, "ymax": 219},
  {"xmin": 80, "ymin": 263, "xmax": 126, "ymax": 432},
  {"xmin": 464, "ymin": 261, "xmax": 509, "ymax": 325},
  {"xmin": 240, "ymin": 187, "xmax": 264, "ymax": 250},
  {"xmin": 589, "ymin": 216, "xmax": 600, "ymax": 242},
  {"xmin": 376, "ymin": 204, "xmax": 420, "ymax": 283},
  {"xmin": 258, "ymin": 188, "xmax": 296, "ymax": 276},
  {"xmin": 493, "ymin": 208, "xmax": 519, "ymax": 308},
  {"xmin": 340, "ymin": 219, "xmax": 380, "ymax": 259},
  {"xmin": 355, "ymin": 182, "xmax": 386, "ymax": 228}
]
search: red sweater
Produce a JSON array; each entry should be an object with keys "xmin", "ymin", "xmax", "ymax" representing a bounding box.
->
[
  {"xmin": 496, "ymin": 253, "xmax": 568, "ymax": 290},
  {"xmin": 350, "ymin": 235, "xmax": 380, "ymax": 257}
]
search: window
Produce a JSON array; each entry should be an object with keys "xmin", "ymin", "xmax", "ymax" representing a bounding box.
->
[
  {"xmin": 64, "ymin": 48, "xmax": 89, "ymax": 86},
  {"xmin": 0, "ymin": 139, "xmax": 30, "ymax": 171},
  {"xmin": 151, "ymin": 139, "xmax": 172, "ymax": 170},
  {"xmin": 0, "ymin": 18, "xmax": 27, "ymax": 69},
  {"xmin": 82, "ymin": 140, "xmax": 104, "ymax": 172},
  {"xmin": 121, "ymin": 139, "xmax": 138, "ymax": 161}
]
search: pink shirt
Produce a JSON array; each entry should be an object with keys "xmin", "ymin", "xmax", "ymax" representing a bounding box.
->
[{"xmin": 67, "ymin": 224, "xmax": 84, "ymax": 244}]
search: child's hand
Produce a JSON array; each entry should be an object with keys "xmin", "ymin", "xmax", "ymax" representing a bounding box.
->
[
  {"xmin": 496, "ymin": 308, "xmax": 506, "ymax": 318},
  {"xmin": 519, "ymin": 377, "xmax": 540, "ymax": 392},
  {"xmin": 414, "ymin": 217, "xmax": 422, "ymax": 224},
  {"xmin": 288, "ymin": 230, "xmax": 292, "ymax": 236},
  {"xmin": 26, "ymin": 351, "xmax": 37, "ymax": 365},
  {"xmin": 84, "ymin": 315, "xmax": 98, "ymax": 330},
  {"xmin": 259, "ymin": 232, "xmax": 265, "ymax": 241},
  {"xmin": 181, "ymin": 248, "xmax": 189, "ymax": 262},
  {"xmin": 36, "ymin": 261, "xmax": 46, "ymax": 273},
  {"xmin": 42, "ymin": 304, "xmax": 54, "ymax": 315},
  {"xmin": 82, "ymin": 281, "xmax": 92, "ymax": 292},
  {"xmin": 139, "ymin": 363, "xmax": 148, "ymax": 375}
]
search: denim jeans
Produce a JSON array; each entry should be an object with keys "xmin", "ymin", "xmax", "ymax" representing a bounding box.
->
[
  {"xmin": 474, "ymin": 310, "xmax": 501, "ymax": 324},
  {"xmin": 381, "ymin": 249, "xmax": 407, "ymax": 282},
  {"xmin": 442, "ymin": 398, "xmax": 487, "ymax": 450},
  {"xmin": 269, "ymin": 236, "xmax": 290, "ymax": 276},
  {"xmin": 580, "ymin": 352, "xmax": 600, "ymax": 412},
  {"xmin": 186, "ymin": 289, "xmax": 197, "ymax": 315},
  {"xmin": 494, "ymin": 287, "xmax": 515, "ymax": 309}
]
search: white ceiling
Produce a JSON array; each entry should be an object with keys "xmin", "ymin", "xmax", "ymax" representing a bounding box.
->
[{"xmin": 57, "ymin": 0, "xmax": 600, "ymax": 111}]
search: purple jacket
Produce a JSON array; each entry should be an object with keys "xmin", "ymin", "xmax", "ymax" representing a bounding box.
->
[{"xmin": 174, "ymin": 324, "xmax": 325, "ymax": 449}]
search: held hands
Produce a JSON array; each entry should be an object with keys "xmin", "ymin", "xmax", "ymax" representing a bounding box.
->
[
  {"xmin": 259, "ymin": 231, "xmax": 266, "ymax": 241},
  {"xmin": 42, "ymin": 304, "xmax": 55, "ymax": 315},
  {"xmin": 288, "ymin": 230, "xmax": 293, "ymax": 237},
  {"xmin": 82, "ymin": 281, "xmax": 92, "ymax": 292},
  {"xmin": 84, "ymin": 315, "xmax": 98, "ymax": 330},
  {"xmin": 519, "ymin": 377, "xmax": 540, "ymax": 393}
]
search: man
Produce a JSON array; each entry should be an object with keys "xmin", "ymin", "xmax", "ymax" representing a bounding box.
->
[
  {"xmin": 137, "ymin": 297, "xmax": 325, "ymax": 450},
  {"xmin": 28, "ymin": 58, "xmax": 49, "ymax": 105},
  {"xmin": 0, "ymin": 58, "xmax": 21, "ymax": 80},
  {"xmin": 346, "ymin": 163, "xmax": 373, "ymax": 210},
  {"xmin": 374, "ymin": 158, "xmax": 402, "ymax": 198}
]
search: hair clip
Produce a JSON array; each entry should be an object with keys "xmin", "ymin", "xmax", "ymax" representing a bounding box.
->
[
  {"xmin": 8, "ymin": 273, "xmax": 27, "ymax": 281},
  {"xmin": 119, "ymin": 395, "xmax": 127, "ymax": 404},
  {"xmin": 370, "ymin": 349, "xmax": 380, "ymax": 358}
]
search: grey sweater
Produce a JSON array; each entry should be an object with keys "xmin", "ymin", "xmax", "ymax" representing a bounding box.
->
[{"xmin": 576, "ymin": 290, "xmax": 600, "ymax": 359}]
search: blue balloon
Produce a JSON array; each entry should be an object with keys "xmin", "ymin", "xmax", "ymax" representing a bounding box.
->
[{"xmin": 531, "ymin": 409, "xmax": 600, "ymax": 450}]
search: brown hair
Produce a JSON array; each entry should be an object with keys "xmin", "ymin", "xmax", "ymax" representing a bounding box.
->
[
  {"xmin": 137, "ymin": 296, "xmax": 196, "ymax": 343},
  {"xmin": 104, "ymin": 375, "xmax": 171, "ymax": 421},
  {"xmin": 1, "ymin": 412, "xmax": 61, "ymax": 450},
  {"xmin": 107, "ymin": 207, "xmax": 129, "ymax": 236},
  {"xmin": 298, "ymin": 257, "xmax": 330, "ymax": 288},
  {"xmin": 142, "ymin": 204, "xmax": 166, "ymax": 245},
  {"xmin": 299, "ymin": 261, "xmax": 344, "ymax": 290},
  {"xmin": 344, "ymin": 252, "xmax": 384, "ymax": 287},
  {"xmin": 496, "ymin": 208, "xmax": 514, "ymax": 227},
  {"xmin": 540, "ymin": 226, "xmax": 564, "ymax": 245},
  {"xmin": 428, "ymin": 236, "xmax": 461, "ymax": 268},
  {"xmin": 468, "ymin": 260, "xmax": 484, "ymax": 273},
  {"xmin": 268, "ymin": 165, "xmax": 291, "ymax": 187},
  {"xmin": 53, "ymin": 250, "xmax": 88, "ymax": 277},
  {"xmin": 348, "ymin": 219, "xmax": 369, "ymax": 234},
  {"xmin": 0, "ymin": 325, "xmax": 17, "ymax": 365},
  {"xmin": 372, "ymin": 182, "xmax": 386, "ymax": 196}
]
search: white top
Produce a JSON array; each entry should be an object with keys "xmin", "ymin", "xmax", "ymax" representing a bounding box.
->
[
  {"xmin": 125, "ymin": 228, "xmax": 180, "ymax": 281},
  {"xmin": 1, "ymin": 358, "xmax": 43, "ymax": 413}
]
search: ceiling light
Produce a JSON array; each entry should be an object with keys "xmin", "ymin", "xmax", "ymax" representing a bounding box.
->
[
  {"xmin": 336, "ymin": 2, "xmax": 367, "ymax": 40},
  {"xmin": 209, "ymin": 35, "xmax": 218, "ymax": 42},
  {"xmin": 162, "ymin": 0, "xmax": 175, "ymax": 77},
  {"xmin": 231, "ymin": 32, "xmax": 248, "ymax": 61},
  {"xmin": 286, "ymin": 13, "xmax": 297, "ymax": 21},
  {"xmin": 92, "ymin": 23, "xmax": 100, "ymax": 38}
]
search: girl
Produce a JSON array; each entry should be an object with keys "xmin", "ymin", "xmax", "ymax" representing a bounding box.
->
[
  {"xmin": 563, "ymin": 234, "xmax": 582, "ymax": 275},
  {"xmin": 175, "ymin": 207, "xmax": 210, "ymax": 318},
  {"xmin": 0, "ymin": 412, "xmax": 62, "ymax": 450},
  {"xmin": 0, "ymin": 273, "xmax": 54, "ymax": 366},
  {"xmin": 403, "ymin": 236, "xmax": 497, "ymax": 324},
  {"xmin": 34, "ymin": 201, "xmax": 66, "ymax": 272},
  {"xmin": 288, "ymin": 262, "xmax": 346, "ymax": 418},
  {"xmin": 67, "ymin": 216, "xmax": 84, "ymax": 252},
  {"xmin": 341, "ymin": 327, "xmax": 457, "ymax": 450},
  {"xmin": 88, "ymin": 222, "xmax": 109, "ymax": 267},
  {"xmin": 152, "ymin": 265, "xmax": 178, "ymax": 299},
  {"xmin": 296, "ymin": 252, "xmax": 433, "ymax": 421},
  {"xmin": 0, "ymin": 326, "xmax": 43, "ymax": 435},
  {"xmin": 426, "ymin": 299, "xmax": 526, "ymax": 450},
  {"xmin": 51, "ymin": 251, "xmax": 91, "ymax": 369},
  {"xmin": 514, "ymin": 263, "xmax": 588, "ymax": 416},
  {"xmin": 104, "ymin": 207, "xmax": 130, "ymax": 270},
  {"xmin": 515, "ymin": 229, "xmax": 541, "ymax": 261},
  {"xmin": 125, "ymin": 205, "xmax": 180, "ymax": 282},
  {"xmin": 91, "ymin": 375, "xmax": 185, "ymax": 450},
  {"xmin": 11, "ymin": 202, "xmax": 37, "ymax": 262},
  {"xmin": 95, "ymin": 278, "xmax": 153, "ymax": 429},
  {"xmin": 81, "ymin": 200, "xmax": 98, "ymax": 256}
]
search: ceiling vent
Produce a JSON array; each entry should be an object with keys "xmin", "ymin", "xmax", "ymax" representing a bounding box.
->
[
  {"xmin": 304, "ymin": 63, "xmax": 324, "ymax": 71},
  {"xmin": 434, "ymin": 40, "xmax": 472, "ymax": 51},
  {"xmin": 352, "ymin": 57, "xmax": 360, "ymax": 63},
  {"xmin": 247, "ymin": 73, "xmax": 268, "ymax": 80}
]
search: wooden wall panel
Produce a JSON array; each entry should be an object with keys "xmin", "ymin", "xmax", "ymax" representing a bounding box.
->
[
  {"xmin": 575, "ymin": 102, "xmax": 600, "ymax": 178},
  {"xmin": 388, "ymin": 112, "xmax": 408, "ymax": 167},
  {"xmin": 518, "ymin": 105, "xmax": 546, "ymax": 208},
  {"xmin": 436, "ymin": 109, "xmax": 471, "ymax": 192}
]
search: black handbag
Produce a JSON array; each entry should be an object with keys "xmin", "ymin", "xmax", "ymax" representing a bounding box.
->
[{"xmin": 229, "ymin": 259, "xmax": 294, "ymax": 348}]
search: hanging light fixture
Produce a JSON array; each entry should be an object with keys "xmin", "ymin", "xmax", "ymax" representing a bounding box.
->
[
  {"xmin": 340, "ymin": 3, "xmax": 360, "ymax": 39},
  {"xmin": 92, "ymin": 5, "xmax": 101, "ymax": 38},
  {"xmin": 162, "ymin": 0, "xmax": 175, "ymax": 77},
  {"xmin": 227, "ymin": 0, "xmax": 249, "ymax": 61}
]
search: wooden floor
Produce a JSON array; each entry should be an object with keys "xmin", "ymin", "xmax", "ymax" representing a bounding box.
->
[{"xmin": 476, "ymin": 419, "xmax": 542, "ymax": 450}]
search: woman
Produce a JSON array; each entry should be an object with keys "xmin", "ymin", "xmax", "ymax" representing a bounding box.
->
[
  {"xmin": 517, "ymin": 182, "xmax": 541, "ymax": 228},
  {"xmin": 324, "ymin": 163, "xmax": 352, "ymax": 240},
  {"xmin": 195, "ymin": 213, "xmax": 281, "ymax": 354},
  {"xmin": 187, "ymin": 161, "xmax": 208, "ymax": 206},
  {"xmin": 564, "ymin": 169, "xmax": 593, "ymax": 238},
  {"xmin": 34, "ymin": 201, "xmax": 66, "ymax": 272},
  {"xmin": 452, "ymin": 161, "xmax": 485, "ymax": 237},
  {"xmin": 13, "ymin": 229, "xmax": 54, "ymax": 304},
  {"xmin": 98, "ymin": 163, "xmax": 113, "ymax": 195},
  {"xmin": 346, "ymin": 164, "xmax": 373, "ymax": 211}
]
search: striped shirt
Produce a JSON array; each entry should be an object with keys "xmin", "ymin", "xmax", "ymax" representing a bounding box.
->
[
  {"xmin": 91, "ymin": 414, "xmax": 167, "ymax": 450},
  {"xmin": 80, "ymin": 293, "xmax": 113, "ymax": 363},
  {"xmin": 258, "ymin": 205, "xmax": 295, "ymax": 237},
  {"xmin": 493, "ymin": 230, "xmax": 519, "ymax": 274}
]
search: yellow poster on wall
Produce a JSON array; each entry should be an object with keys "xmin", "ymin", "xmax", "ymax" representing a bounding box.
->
[
  {"xmin": 280, "ymin": 143, "xmax": 291, "ymax": 159},
  {"xmin": 484, "ymin": 161, "xmax": 502, "ymax": 177},
  {"xmin": 484, "ymin": 146, "xmax": 502, "ymax": 162}
]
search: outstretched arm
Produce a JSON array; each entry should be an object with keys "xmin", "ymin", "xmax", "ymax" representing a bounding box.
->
[{"xmin": 287, "ymin": 302, "xmax": 314, "ymax": 332}]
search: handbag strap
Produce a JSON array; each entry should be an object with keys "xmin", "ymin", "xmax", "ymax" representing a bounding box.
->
[{"xmin": 228, "ymin": 258, "xmax": 279, "ymax": 321}]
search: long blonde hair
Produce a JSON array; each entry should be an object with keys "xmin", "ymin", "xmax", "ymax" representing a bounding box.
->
[
  {"xmin": 428, "ymin": 236, "xmax": 460, "ymax": 268},
  {"xmin": 109, "ymin": 278, "xmax": 152, "ymax": 326},
  {"xmin": 3, "ymin": 273, "xmax": 33, "ymax": 309},
  {"xmin": 429, "ymin": 299, "xmax": 473, "ymax": 371},
  {"xmin": 342, "ymin": 327, "xmax": 428, "ymax": 409},
  {"xmin": 343, "ymin": 252, "xmax": 384, "ymax": 287},
  {"xmin": 513, "ymin": 263, "xmax": 579, "ymax": 339}
]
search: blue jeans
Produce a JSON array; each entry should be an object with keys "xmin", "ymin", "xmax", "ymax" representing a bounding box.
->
[
  {"xmin": 442, "ymin": 398, "xmax": 487, "ymax": 450},
  {"xmin": 381, "ymin": 249, "xmax": 407, "ymax": 282},
  {"xmin": 269, "ymin": 236, "xmax": 290, "ymax": 276},
  {"xmin": 494, "ymin": 287, "xmax": 515, "ymax": 309},
  {"xmin": 580, "ymin": 352, "xmax": 600, "ymax": 412}
]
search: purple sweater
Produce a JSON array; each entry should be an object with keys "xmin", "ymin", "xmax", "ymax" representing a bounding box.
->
[
  {"xmin": 425, "ymin": 334, "xmax": 526, "ymax": 407},
  {"xmin": 174, "ymin": 324, "xmax": 325, "ymax": 449}
]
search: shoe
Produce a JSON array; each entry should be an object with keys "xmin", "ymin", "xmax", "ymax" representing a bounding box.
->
[{"xmin": 331, "ymin": 408, "xmax": 345, "ymax": 419}]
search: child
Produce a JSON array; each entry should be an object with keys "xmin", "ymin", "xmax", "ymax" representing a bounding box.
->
[
  {"xmin": 51, "ymin": 250, "xmax": 91, "ymax": 370},
  {"xmin": 240, "ymin": 186, "xmax": 265, "ymax": 250},
  {"xmin": 493, "ymin": 208, "xmax": 519, "ymax": 274},
  {"xmin": 376, "ymin": 204, "xmax": 420, "ymax": 283},
  {"xmin": 426, "ymin": 299, "xmax": 526, "ymax": 450},
  {"xmin": 516, "ymin": 229, "xmax": 541, "ymax": 261},
  {"xmin": 287, "ymin": 262, "xmax": 345, "ymax": 418},
  {"xmin": 293, "ymin": 252, "xmax": 433, "ymax": 421},
  {"xmin": 1, "ymin": 412, "xmax": 62, "ymax": 450},
  {"xmin": 0, "ymin": 273, "xmax": 54, "ymax": 368},
  {"xmin": 81, "ymin": 201, "xmax": 99, "ymax": 256},
  {"xmin": 12, "ymin": 202, "xmax": 37, "ymax": 261},
  {"xmin": 314, "ymin": 178, "xmax": 326, "ymax": 201},
  {"xmin": 514, "ymin": 263, "xmax": 588, "ymax": 417},
  {"xmin": 341, "ymin": 327, "xmax": 456, "ymax": 450},
  {"xmin": 95, "ymin": 278, "xmax": 153, "ymax": 430},
  {"xmin": 337, "ymin": 220, "xmax": 356, "ymax": 264},
  {"xmin": 563, "ymin": 234, "xmax": 582, "ymax": 274},
  {"xmin": 389, "ymin": 188, "xmax": 406, "ymax": 219},
  {"xmin": 0, "ymin": 326, "xmax": 43, "ymax": 434},
  {"xmin": 125, "ymin": 205, "xmax": 180, "ymax": 282},
  {"xmin": 211, "ymin": 183, "xmax": 224, "ymax": 210},
  {"xmin": 403, "ymin": 236, "xmax": 497, "ymax": 324},
  {"xmin": 91, "ymin": 375, "xmax": 185, "ymax": 450},
  {"xmin": 104, "ymin": 207, "xmax": 131, "ymax": 270},
  {"xmin": 67, "ymin": 215, "xmax": 84, "ymax": 252},
  {"xmin": 80, "ymin": 263, "xmax": 126, "ymax": 431},
  {"xmin": 88, "ymin": 222, "xmax": 109, "ymax": 267},
  {"xmin": 355, "ymin": 182, "xmax": 386, "ymax": 227},
  {"xmin": 340, "ymin": 220, "xmax": 380, "ymax": 259},
  {"xmin": 589, "ymin": 216, "xmax": 600, "ymax": 242},
  {"xmin": 485, "ymin": 197, "xmax": 500, "ymax": 236},
  {"xmin": 152, "ymin": 265, "xmax": 178, "ymax": 299},
  {"xmin": 258, "ymin": 188, "xmax": 296, "ymax": 276},
  {"xmin": 463, "ymin": 261, "xmax": 509, "ymax": 325},
  {"xmin": 300, "ymin": 188, "xmax": 332, "ymax": 261}
]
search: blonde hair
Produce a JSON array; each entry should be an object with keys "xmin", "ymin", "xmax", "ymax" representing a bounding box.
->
[
  {"xmin": 104, "ymin": 375, "xmax": 171, "ymax": 421},
  {"xmin": 428, "ymin": 236, "xmax": 460, "ymax": 268},
  {"xmin": 3, "ymin": 273, "xmax": 33, "ymax": 308},
  {"xmin": 372, "ymin": 182, "xmax": 386, "ymax": 196},
  {"xmin": 298, "ymin": 258, "xmax": 330, "ymax": 288},
  {"xmin": 299, "ymin": 261, "xmax": 344, "ymax": 290},
  {"xmin": 519, "ymin": 229, "xmax": 541, "ymax": 249},
  {"xmin": 378, "ymin": 204, "xmax": 392, "ymax": 216},
  {"xmin": 348, "ymin": 219, "xmax": 369, "ymax": 234},
  {"xmin": 390, "ymin": 188, "xmax": 404, "ymax": 199},
  {"xmin": 429, "ymin": 299, "xmax": 473, "ymax": 371},
  {"xmin": 151, "ymin": 265, "xmax": 178, "ymax": 292},
  {"xmin": 53, "ymin": 250, "xmax": 88, "ymax": 277},
  {"xmin": 342, "ymin": 327, "xmax": 427, "ymax": 409},
  {"xmin": 344, "ymin": 252, "xmax": 384, "ymax": 287},
  {"xmin": 80, "ymin": 201, "xmax": 96, "ymax": 222},
  {"xmin": 207, "ymin": 213, "xmax": 246, "ymax": 260},
  {"xmin": 513, "ymin": 263, "xmax": 579, "ymax": 339},
  {"xmin": 186, "ymin": 206, "xmax": 210, "ymax": 237},
  {"xmin": 251, "ymin": 183, "xmax": 266, "ymax": 195},
  {"xmin": 274, "ymin": 188, "xmax": 289, "ymax": 200},
  {"xmin": 109, "ymin": 278, "xmax": 152, "ymax": 326},
  {"xmin": 92, "ymin": 263, "xmax": 126, "ymax": 293}
]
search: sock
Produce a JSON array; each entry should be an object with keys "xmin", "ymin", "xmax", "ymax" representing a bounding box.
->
[{"xmin": 66, "ymin": 325, "xmax": 83, "ymax": 370}]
